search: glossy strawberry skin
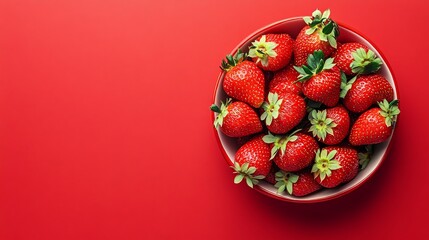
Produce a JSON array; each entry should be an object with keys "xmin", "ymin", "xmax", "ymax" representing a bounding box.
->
[
  {"xmin": 293, "ymin": 171, "xmax": 323, "ymax": 197},
  {"xmin": 235, "ymin": 136, "xmax": 272, "ymax": 176},
  {"xmin": 344, "ymin": 74, "xmax": 394, "ymax": 113},
  {"xmin": 267, "ymin": 93, "xmax": 306, "ymax": 134},
  {"xmin": 220, "ymin": 101, "xmax": 262, "ymax": 138},
  {"xmin": 343, "ymin": 161, "xmax": 359, "ymax": 183},
  {"xmin": 302, "ymin": 66, "xmax": 341, "ymax": 107},
  {"xmin": 223, "ymin": 60, "xmax": 265, "ymax": 108},
  {"xmin": 269, "ymin": 65, "xmax": 302, "ymax": 96},
  {"xmin": 294, "ymin": 26, "xmax": 336, "ymax": 66},
  {"xmin": 322, "ymin": 106, "xmax": 351, "ymax": 145},
  {"xmin": 273, "ymin": 133, "xmax": 319, "ymax": 172},
  {"xmin": 333, "ymin": 42, "xmax": 369, "ymax": 75},
  {"xmin": 315, "ymin": 147, "xmax": 359, "ymax": 188},
  {"xmin": 349, "ymin": 108, "xmax": 393, "ymax": 145},
  {"xmin": 252, "ymin": 34, "xmax": 294, "ymax": 71}
]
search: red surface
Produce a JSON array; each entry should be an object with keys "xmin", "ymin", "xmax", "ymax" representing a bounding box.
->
[{"xmin": 0, "ymin": 1, "xmax": 427, "ymax": 239}]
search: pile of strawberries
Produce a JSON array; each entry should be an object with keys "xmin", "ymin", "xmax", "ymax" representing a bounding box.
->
[{"xmin": 211, "ymin": 9, "xmax": 400, "ymax": 197}]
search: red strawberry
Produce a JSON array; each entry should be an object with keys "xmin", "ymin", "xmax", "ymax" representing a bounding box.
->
[
  {"xmin": 294, "ymin": 50, "xmax": 341, "ymax": 107},
  {"xmin": 211, "ymin": 99, "xmax": 262, "ymax": 137},
  {"xmin": 343, "ymin": 164, "xmax": 359, "ymax": 183},
  {"xmin": 294, "ymin": 9, "xmax": 339, "ymax": 66},
  {"xmin": 333, "ymin": 42, "xmax": 382, "ymax": 75},
  {"xmin": 221, "ymin": 50, "xmax": 265, "ymax": 108},
  {"xmin": 268, "ymin": 64, "xmax": 302, "ymax": 96},
  {"xmin": 342, "ymin": 74, "xmax": 394, "ymax": 113},
  {"xmin": 248, "ymin": 34, "xmax": 294, "ymax": 71},
  {"xmin": 260, "ymin": 92, "xmax": 306, "ymax": 134},
  {"xmin": 308, "ymin": 105, "xmax": 350, "ymax": 145},
  {"xmin": 311, "ymin": 147, "xmax": 359, "ymax": 188},
  {"xmin": 349, "ymin": 100, "xmax": 400, "ymax": 145},
  {"xmin": 274, "ymin": 171, "xmax": 322, "ymax": 197},
  {"xmin": 232, "ymin": 135, "xmax": 272, "ymax": 188},
  {"xmin": 263, "ymin": 130, "xmax": 319, "ymax": 172}
]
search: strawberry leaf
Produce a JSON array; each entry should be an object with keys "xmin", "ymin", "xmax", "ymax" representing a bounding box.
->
[
  {"xmin": 234, "ymin": 174, "xmax": 244, "ymax": 184},
  {"xmin": 322, "ymin": 21, "xmax": 334, "ymax": 34},
  {"xmin": 311, "ymin": 149, "xmax": 341, "ymax": 182},
  {"xmin": 340, "ymin": 73, "xmax": 357, "ymax": 98},
  {"xmin": 378, "ymin": 99, "xmax": 400, "ymax": 127},
  {"xmin": 308, "ymin": 109, "xmax": 337, "ymax": 141},
  {"xmin": 261, "ymin": 92, "xmax": 283, "ymax": 126},
  {"xmin": 351, "ymin": 48, "xmax": 382, "ymax": 74},
  {"xmin": 212, "ymin": 99, "xmax": 231, "ymax": 128},
  {"xmin": 295, "ymin": 50, "xmax": 335, "ymax": 82},
  {"xmin": 274, "ymin": 171, "xmax": 299, "ymax": 195}
]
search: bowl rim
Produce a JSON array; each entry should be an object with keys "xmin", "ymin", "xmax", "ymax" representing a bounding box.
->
[{"xmin": 211, "ymin": 17, "xmax": 400, "ymax": 203}]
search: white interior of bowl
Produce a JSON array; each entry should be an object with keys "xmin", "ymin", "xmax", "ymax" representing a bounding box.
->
[{"xmin": 214, "ymin": 18, "xmax": 398, "ymax": 202}]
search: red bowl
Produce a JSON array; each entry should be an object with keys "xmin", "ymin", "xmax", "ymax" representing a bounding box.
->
[{"xmin": 212, "ymin": 17, "xmax": 399, "ymax": 203}]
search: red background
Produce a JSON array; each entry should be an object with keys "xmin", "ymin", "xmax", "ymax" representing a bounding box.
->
[{"xmin": 0, "ymin": 0, "xmax": 428, "ymax": 239}]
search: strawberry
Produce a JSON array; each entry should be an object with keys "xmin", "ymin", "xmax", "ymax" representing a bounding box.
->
[
  {"xmin": 349, "ymin": 99, "xmax": 400, "ymax": 145},
  {"xmin": 232, "ymin": 135, "xmax": 272, "ymax": 188},
  {"xmin": 342, "ymin": 73, "xmax": 394, "ymax": 113},
  {"xmin": 342, "ymin": 161, "xmax": 359, "ymax": 183},
  {"xmin": 263, "ymin": 130, "xmax": 319, "ymax": 172},
  {"xmin": 274, "ymin": 171, "xmax": 322, "ymax": 197},
  {"xmin": 211, "ymin": 99, "xmax": 262, "ymax": 137},
  {"xmin": 294, "ymin": 9, "xmax": 339, "ymax": 66},
  {"xmin": 294, "ymin": 50, "xmax": 341, "ymax": 107},
  {"xmin": 221, "ymin": 50, "xmax": 265, "ymax": 108},
  {"xmin": 248, "ymin": 34, "xmax": 294, "ymax": 71},
  {"xmin": 260, "ymin": 92, "xmax": 306, "ymax": 134},
  {"xmin": 268, "ymin": 64, "xmax": 302, "ymax": 96},
  {"xmin": 308, "ymin": 105, "xmax": 350, "ymax": 145},
  {"xmin": 311, "ymin": 147, "xmax": 359, "ymax": 188},
  {"xmin": 333, "ymin": 42, "xmax": 382, "ymax": 75}
]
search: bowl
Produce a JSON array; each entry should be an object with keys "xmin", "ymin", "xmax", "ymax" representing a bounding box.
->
[{"xmin": 212, "ymin": 17, "xmax": 399, "ymax": 203}]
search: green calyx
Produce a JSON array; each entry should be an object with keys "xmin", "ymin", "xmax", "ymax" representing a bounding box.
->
[
  {"xmin": 248, "ymin": 35, "xmax": 278, "ymax": 67},
  {"xmin": 274, "ymin": 171, "xmax": 299, "ymax": 195},
  {"xmin": 220, "ymin": 49, "xmax": 247, "ymax": 71},
  {"xmin": 308, "ymin": 109, "xmax": 337, "ymax": 141},
  {"xmin": 210, "ymin": 98, "xmax": 231, "ymax": 128},
  {"xmin": 263, "ymin": 129, "xmax": 300, "ymax": 160},
  {"xmin": 351, "ymin": 48, "xmax": 382, "ymax": 74},
  {"xmin": 294, "ymin": 50, "xmax": 335, "ymax": 82},
  {"xmin": 378, "ymin": 99, "xmax": 400, "ymax": 127},
  {"xmin": 261, "ymin": 92, "xmax": 283, "ymax": 126},
  {"xmin": 340, "ymin": 71, "xmax": 357, "ymax": 98},
  {"xmin": 311, "ymin": 149, "xmax": 341, "ymax": 182},
  {"xmin": 231, "ymin": 162, "xmax": 265, "ymax": 188},
  {"xmin": 358, "ymin": 145, "xmax": 374, "ymax": 170},
  {"xmin": 303, "ymin": 9, "xmax": 339, "ymax": 48}
]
